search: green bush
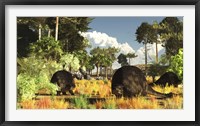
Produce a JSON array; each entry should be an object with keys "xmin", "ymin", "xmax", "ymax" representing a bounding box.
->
[
  {"xmin": 18, "ymin": 56, "xmax": 63, "ymax": 77},
  {"xmin": 17, "ymin": 56, "xmax": 61, "ymax": 102},
  {"xmin": 60, "ymin": 53, "xmax": 80, "ymax": 72},
  {"xmin": 29, "ymin": 37, "xmax": 63, "ymax": 61},
  {"xmin": 168, "ymin": 48, "xmax": 183, "ymax": 80},
  {"xmin": 17, "ymin": 74, "xmax": 36, "ymax": 102},
  {"xmin": 35, "ymin": 72, "xmax": 58, "ymax": 95},
  {"xmin": 17, "ymin": 73, "xmax": 58, "ymax": 102}
]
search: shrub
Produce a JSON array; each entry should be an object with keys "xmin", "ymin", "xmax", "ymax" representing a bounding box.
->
[
  {"xmin": 168, "ymin": 48, "xmax": 183, "ymax": 80},
  {"xmin": 17, "ymin": 74, "xmax": 36, "ymax": 102},
  {"xmin": 60, "ymin": 53, "xmax": 80, "ymax": 71},
  {"xmin": 29, "ymin": 36, "xmax": 63, "ymax": 61},
  {"xmin": 17, "ymin": 71, "xmax": 58, "ymax": 102}
]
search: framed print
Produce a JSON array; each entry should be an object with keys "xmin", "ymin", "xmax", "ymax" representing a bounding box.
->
[{"xmin": 0, "ymin": 0, "xmax": 200, "ymax": 126}]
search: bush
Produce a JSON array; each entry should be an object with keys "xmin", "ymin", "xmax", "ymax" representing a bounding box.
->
[
  {"xmin": 17, "ymin": 74, "xmax": 36, "ymax": 102},
  {"xmin": 17, "ymin": 73, "xmax": 58, "ymax": 102},
  {"xmin": 60, "ymin": 53, "xmax": 80, "ymax": 71},
  {"xmin": 167, "ymin": 48, "xmax": 183, "ymax": 80},
  {"xmin": 35, "ymin": 72, "xmax": 58, "ymax": 95},
  {"xmin": 29, "ymin": 36, "xmax": 63, "ymax": 61}
]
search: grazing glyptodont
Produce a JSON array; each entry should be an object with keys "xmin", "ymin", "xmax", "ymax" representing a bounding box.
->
[
  {"xmin": 111, "ymin": 66, "xmax": 173, "ymax": 98},
  {"xmin": 149, "ymin": 72, "xmax": 182, "ymax": 87},
  {"xmin": 50, "ymin": 70, "xmax": 75, "ymax": 95}
]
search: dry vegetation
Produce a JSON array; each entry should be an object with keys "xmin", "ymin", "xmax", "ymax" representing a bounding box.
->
[{"xmin": 18, "ymin": 76, "xmax": 183, "ymax": 109}]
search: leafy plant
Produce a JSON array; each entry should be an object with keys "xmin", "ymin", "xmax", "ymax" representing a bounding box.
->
[
  {"xmin": 167, "ymin": 48, "xmax": 183, "ymax": 80},
  {"xmin": 35, "ymin": 72, "xmax": 58, "ymax": 95},
  {"xmin": 17, "ymin": 74, "xmax": 37, "ymax": 102},
  {"xmin": 60, "ymin": 53, "xmax": 80, "ymax": 71},
  {"xmin": 29, "ymin": 36, "xmax": 63, "ymax": 61},
  {"xmin": 17, "ymin": 56, "xmax": 63, "ymax": 77}
]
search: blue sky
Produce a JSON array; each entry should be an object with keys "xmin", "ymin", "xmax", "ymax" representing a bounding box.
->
[
  {"xmin": 88, "ymin": 17, "xmax": 166, "ymax": 50},
  {"xmin": 81, "ymin": 16, "xmax": 182, "ymax": 67}
]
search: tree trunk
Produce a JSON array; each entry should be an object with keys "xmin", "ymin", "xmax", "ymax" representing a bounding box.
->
[
  {"xmin": 145, "ymin": 43, "xmax": 147, "ymax": 75},
  {"xmin": 96, "ymin": 64, "xmax": 99, "ymax": 77},
  {"xmin": 105, "ymin": 66, "xmax": 108, "ymax": 79},
  {"xmin": 39, "ymin": 24, "xmax": 42, "ymax": 40},
  {"xmin": 156, "ymin": 41, "xmax": 158, "ymax": 64},
  {"xmin": 109, "ymin": 65, "xmax": 112, "ymax": 76},
  {"xmin": 55, "ymin": 17, "xmax": 59, "ymax": 41},
  {"xmin": 100, "ymin": 66, "xmax": 102, "ymax": 76},
  {"xmin": 48, "ymin": 29, "xmax": 51, "ymax": 37}
]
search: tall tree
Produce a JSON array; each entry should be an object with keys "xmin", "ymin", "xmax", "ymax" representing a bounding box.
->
[
  {"xmin": 135, "ymin": 22, "xmax": 157, "ymax": 73},
  {"xmin": 17, "ymin": 17, "xmax": 47, "ymax": 57},
  {"xmin": 152, "ymin": 21, "xmax": 162, "ymax": 64},
  {"xmin": 90, "ymin": 47, "xmax": 103, "ymax": 77},
  {"xmin": 55, "ymin": 17, "xmax": 59, "ymax": 41},
  {"xmin": 46, "ymin": 17, "xmax": 92, "ymax": 53},
  {"xmin": 17, "ymin": 17, "xmax": 92, "ymax": 57},
  {"xmin": 102, "ymin": 47, "xmax": 119, "ymax": 78},
  {"xmin": 159, "ymin": 17, "xmax": 183, "ymax": 57}
]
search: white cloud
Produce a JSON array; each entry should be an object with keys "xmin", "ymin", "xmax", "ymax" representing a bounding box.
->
[
  {"xmin": 80, "ymin": 31, "xmax": 135, "ymax": 55},
  {"xmin": 132, "ymin": 43, "xmax": 165, "ymax": 65},
  {"xmin": 80, "ymin": 31, "xmax": 165, "ymax": 70}
]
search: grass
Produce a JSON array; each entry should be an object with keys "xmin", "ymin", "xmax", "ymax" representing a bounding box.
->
[{"xmin": 18, "ymin": 77, "xmax": 183, "ymax": 109}]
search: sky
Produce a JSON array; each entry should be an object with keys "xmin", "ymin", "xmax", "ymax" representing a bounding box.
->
[
  {"xmin": 88, "ymin": 17, "xmax": 165, "ymax": 50},
  {"xmin": 80, "ymin": 17, "xmax": 182, "ymax": 69}
]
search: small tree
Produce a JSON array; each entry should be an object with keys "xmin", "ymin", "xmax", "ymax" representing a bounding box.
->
[
  {"xmin": 117, "ymin": 53, "xmax": 128, "ymax": 66},
  {"xmin": 60, "ymin": 53, "xmax": 80, "ymax": 72},
  {"xmin": 126, "ymin": 53, "xmax": 137, "ymax": 65}
]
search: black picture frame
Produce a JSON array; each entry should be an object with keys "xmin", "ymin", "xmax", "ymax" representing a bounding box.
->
[{"xmin": 0, "ymin": 0, "xmax": 200, "ymax": 126}]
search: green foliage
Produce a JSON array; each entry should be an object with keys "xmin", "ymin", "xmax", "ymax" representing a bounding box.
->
[
  {"xmin": 148, "ymin": 64, "xmax": 168, "ymax": 82},
  {"xmin": 46, "ymin": 17, "xmax": 92, "ymax": 52},
  {"xmin": 17, "ymin": 56, "xmax": 62, "ymax": 102},
  {"xmin": 117, "ymin": 53, "xmax": 128, "ymax": 66},
  {"xmin": 17, "ymin": 74, "xmax": 36, "ymax": 102},
  {"xmin": 17, "ymin": 17, "xmax": 92, "ymax": 57},
  {"xmin": 159, "ymin": 17, "xmax": 183, "ymax": 56},
  {"xmin": 17, "ymin": 72, "xmax": 58, "ymax": 101},
  {"xmin": 34, "ymin": 72, "xmax": 58, "ymax": 95},
  {"xmin": 126, "ymin": 53, "xmax": 137, "ymax": 65},
  {"xmin": 159, "ymin": 54, "xmax": 170, "ymax": 65},
  {"xmin": 17, "ymin": 72, "xmax": 58, "ymax": 102},
  {"xmin": 17, "ymin": 17, "xmax": 51, "ymax": 57},
  {"xmin": 167, "ymin": 48, "xmax": 183, "ymax": 80},
  {"xmin": 17, "ymin": 56, "xmax": 62, "ymax": 77},
  {"xmin": 29, "ymin": 36, "xmax": 63, "ymax": 61},
  {"xmin": 73, "ymin": 50, "xmax": 90, "ymax": 67},
  {"xmin": 90, "ymin": 47, "xmax": 119, "ymax": 76},
  {"xmin": 60, "ymin": 53, "xmax": 80, "ymax": 71},
  {"xmin": 135, "ymin": 22, "xmax": 157, "ymax": 44},
  {"xmin": 72, "ymin": 95, "xmax": 89, "ymax": 109}
]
